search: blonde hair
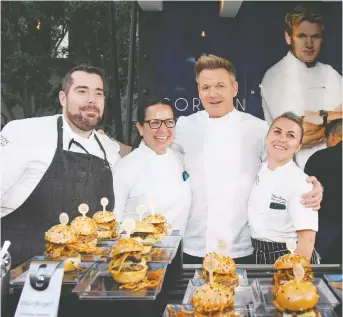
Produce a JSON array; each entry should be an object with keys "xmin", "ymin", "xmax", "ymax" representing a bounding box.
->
[
  {"xmin": 285, "ymin": 4, "xmax": 324, "ymax": 36},
  {"xmin": 195, "ymin": 54, "xmax": 236, "ymax": 82}
]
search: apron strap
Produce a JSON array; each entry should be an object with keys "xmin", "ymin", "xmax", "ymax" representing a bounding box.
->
[
  {"xmin": 68, "ymin": 139, "xmax": 90, "ymax": 154},
  {"xmin": 94, "ymin": 134, "xmax": 111, "ymax": 168},
  {"xmin": 57, "ymin": 116, "xmax": 64, "ymax": 150}
]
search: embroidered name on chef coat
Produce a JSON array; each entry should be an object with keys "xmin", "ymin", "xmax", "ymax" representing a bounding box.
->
[{"xmin": 270, "ymin": 194, "xmax": 287, "ymax": 210}]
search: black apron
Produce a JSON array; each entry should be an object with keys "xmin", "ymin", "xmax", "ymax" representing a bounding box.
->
[
  {"xmin": 251, "ymin": 238, "xmax": 320, "ymax": 264},
  {"xmin": 1, "ymin": 116, "xmax": 114, "ymax": 266}
]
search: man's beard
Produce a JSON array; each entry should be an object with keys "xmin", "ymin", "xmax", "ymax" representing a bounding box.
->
[{"xmin": 66, "ymin": 105, "xmax": 102, "ymax": 132}]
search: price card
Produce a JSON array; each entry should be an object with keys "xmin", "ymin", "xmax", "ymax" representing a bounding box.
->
[
  {"xmin": 100, "ymin": 197, "xmax": 109, "ymax": 212},
  {"xmin": 59, "ymin": 213, "xmax": 69, "ymax": 225},
  {"xmin": 78, "ymin": 203, "xmax": 89, "ymax": 217},
  {"xmin": 148, "ymin": 200, "xmax": 156, "ymax": 216},
  {"xmin": 14, "ymin": 260, "xmax": 64, "ymax": 317},
  {"xmin": 122, "ymin": 218, "xmax": 136, "ymax": 238},
  {"xmin": 136, "ymin": 205, "xmax": 147, "ymax": 221},
  {"xmin": 203, "ymin": 256, "xmax": 218, "ymax": 284},
  {"xmin": 286, "ymin": 239, "xmax": 297, "ymax": 254}
]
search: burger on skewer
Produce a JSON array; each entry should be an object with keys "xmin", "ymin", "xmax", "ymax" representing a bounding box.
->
[
  {"xmin": 131, "ymin": 221, "xmax": 159, "ymax": 254},
  {"xmin": 108, "ymin": 238, "xmax": 148, "ymax": 284},
  {"xmin": 142, "ymin": 214, "xmax": 171, "ymax": 238},
  {"xmin": 273, "ymin": 254, "xmax": 313, "ymax": 292},
  {"xmin": 273, "ymin": 278, "xmax": 320, "ymax": 317},
  {"xmin": 199, "ymin": 252, "xmax": 239, "ymax": 292},
  {"xmin": 92, "ymin": 210, "xmax": 120, "ymax": 239},
  {"xmin": 192, "ymin": 282, "xmax": 236, "ymax": 317},
  {"xmin": 69, "ymin": 215, "xmax": 105, "ymax": 254},
  {"xmin": 45, "ymin": 224, "xmax": 81, "ymax": 272}
]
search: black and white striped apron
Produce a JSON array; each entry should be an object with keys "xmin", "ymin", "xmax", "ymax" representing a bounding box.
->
[{"xmin": 252, "ymin": 238, "xmax": 321, "ymax": 264}]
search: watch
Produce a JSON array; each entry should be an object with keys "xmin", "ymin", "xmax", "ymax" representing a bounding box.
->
[{"xmin": 319, "ymin": 110, "xmax": 328, "ymax": 126}]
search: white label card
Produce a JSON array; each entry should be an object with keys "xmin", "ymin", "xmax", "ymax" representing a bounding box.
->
[{"xmin": 14, "ymin": 261, "xmax": 64, "ymax": 317}]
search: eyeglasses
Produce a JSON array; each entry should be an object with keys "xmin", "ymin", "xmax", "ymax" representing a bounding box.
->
[{"xmin": 144, "ymin": 118, "xmax": 176, "ymax": 129}]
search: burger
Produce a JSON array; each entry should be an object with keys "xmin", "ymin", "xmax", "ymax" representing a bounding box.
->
[
  {"xmin": 273, "ymin": 254, "xmax": 313, "ymax": 292},
  {"xmin": 199, "ymin": 253, "xmax": 239, "ymax": 291},
  {"xmin": 131, "ymin": 221, "xmax": 159, "ymax": 254},
  {"xmin": 45, "ymin": 224, "xmax": 81, "ymax": 272},
  {"xmin": 108, "ymin": 238, "xmax": 148, "ymax": 284},
  {"xmin": 273, "ymin": 279, "xmax": 320, "ymax": 316},
  {"xmin": 192, "ymin": 282, "xmax": 235, "ymax": 317},
  {"xmin": 69, "ymin": 216, "xmax": 98, "ymax": 253},
  {"xmin": 142, "ymin": 214, "xmax": 171, "ymax": 237},
  {"xmin": 92, "ymin": 210, "xmax": 120, "ymax": 239}
]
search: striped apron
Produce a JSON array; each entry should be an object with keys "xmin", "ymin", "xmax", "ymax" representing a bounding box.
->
[{"xmin": 252, "ymin": 238, "xmax": 321, "ymax": 264}]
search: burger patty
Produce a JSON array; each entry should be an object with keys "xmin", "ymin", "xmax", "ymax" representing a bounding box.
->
[{"xmin": 97, "ymin": 222, "xmax": 115, "ymax": 231}]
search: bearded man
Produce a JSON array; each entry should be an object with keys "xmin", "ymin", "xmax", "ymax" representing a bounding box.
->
[{"xmin": 1, "ymin": 64, "xmax": 121, "ymax": 265}]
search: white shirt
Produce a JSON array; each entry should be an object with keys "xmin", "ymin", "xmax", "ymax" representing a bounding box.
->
[
  {"xmin": 248, "ymin": 160, "xmax": 318, "ymax": 242},
  {"xmin": 113, "ymin": 141, "xmax": 191, "ymax": 236},
  {"xmin": 172, "ymin": 109, "xmax": 268, "ymax": 258},
  {"xmin": 1, "ymin": 115, "xmax": 121, "ymax": 217},
  {"xmin": 261, "ymin": 51, "xmax": 342, "ymax": 169}
]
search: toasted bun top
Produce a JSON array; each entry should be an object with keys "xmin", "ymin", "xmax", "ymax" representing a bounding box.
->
[
  {"xmin": 203, "ymin": 252, "xmax": 236, "ymax": 275},
  {"xmin": 111, "ymin": 238, "xmax": 143, "ymax": 256},
  {"xmin": 93, "ymin": 211, "xmax": 115, "ymax": 224},
  {"xmin": 192, "ymin": 283, "xmax": 234, "ymax": 313},
  {"xmin": 134, "ymin": 221, "xmax": 155, "ymax": 233},
  {"xmin": 71, "ymin": 216, "xmax": 97, "ymax": 235},
  {"xmin": 143, "ymin": 214, "xmax": 166, "ymax": 224},
  {"xmin": 275, "ymin": 279, "xmax": 319, "ymax": 311},
  {"xmin": 274, "ymin": 254, "xmax": 310, "ymax": 269},
  {"xmin": 45, "ymin": 224, "xmax": 75, "ymax": 244}
]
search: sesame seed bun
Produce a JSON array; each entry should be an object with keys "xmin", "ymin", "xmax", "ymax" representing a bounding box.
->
[
  {"xmin": 274, "ymin": 254, "xmax": 310, "ymax": 270},
  {"xmin": 134, "ymin": 221, "xmax": 155, "ymax": 233},
  {"xmin": 202, "ymin": 252, "xmax": 236, "ymax": 275},
  {"xmin": 192, "ymin": 283, "xmax": 234, "ymax": 314},
  {"xmin": 110, "ymin": 262, "xmax": 148, "ymax": 284},
  {"xmin": 45, "ymin": 224, "xmax": 75, "ymax": 244},
  {"xmin": 93, "ymin": 211, "xmax": 116, "ymax": 224},
  {"xmin": 143, "ymin": 214, "xmax": 166, "ymax": 224},
  {"xmin": 111, "ymin": 238, "xmax": 143, "ymax": 257},
  {"xmin": 71, "ymin": 216, "xmax": 97, "ymax": 236},
  {"xmin": 274, "ymin": 279, "xmax": 319, "ymax": 312}
]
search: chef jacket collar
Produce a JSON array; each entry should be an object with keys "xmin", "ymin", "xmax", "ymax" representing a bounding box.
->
[
  {"xmin": 138, "ymin": 140, "xmax": 171, "ymax": 157},
  {"xmin": 61, "ymin": 114, "xmax": 96, "ymax": 140},
  {"xmin": 286, "ymin": 51, "xmax": 318, "ymax": 69},
  {"xmin": 204, "ymin": 107, "xmax": 239, "ymax": 123},
  {"xmin": 263, "ymin": 159, "xmax": 294, "ymax": 175}
]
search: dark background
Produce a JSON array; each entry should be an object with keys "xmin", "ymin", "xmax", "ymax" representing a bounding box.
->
[{"xmin": 138, "ymin": 1, "xmax": 342, "ymax": 119}]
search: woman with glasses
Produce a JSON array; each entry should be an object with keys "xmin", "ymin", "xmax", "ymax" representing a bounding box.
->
[
  {"xmin": 113, "ymin": 97, "xmax": 191, "ymax": 235},
  {"xmin": 248, "ymin": 112, "xmax": 320, "ymax": 264}
]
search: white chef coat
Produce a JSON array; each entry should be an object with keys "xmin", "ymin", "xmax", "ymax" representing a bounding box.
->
[
  {"xmin": 113, "ymin": 141, "xmax": 191, "ymax": 236},
  {"xmin": 261, "ymin": 51, "xmax": 342, "ymax": 169},
  {"xmin": 172, "ymin": 109, "xmax": 268, "ymax": 258},
  {"xmin": 1, "ymin": 114, "xmax": 121, "ymax": 217},
  {"xmin": 248, "ymin": 160, "xmax": 318, "ymax": 242}
]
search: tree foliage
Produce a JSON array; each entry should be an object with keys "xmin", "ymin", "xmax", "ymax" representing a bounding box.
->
[{"xmin": 1, "ymin": 0, "xmax": 135, "ymax": 133}]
